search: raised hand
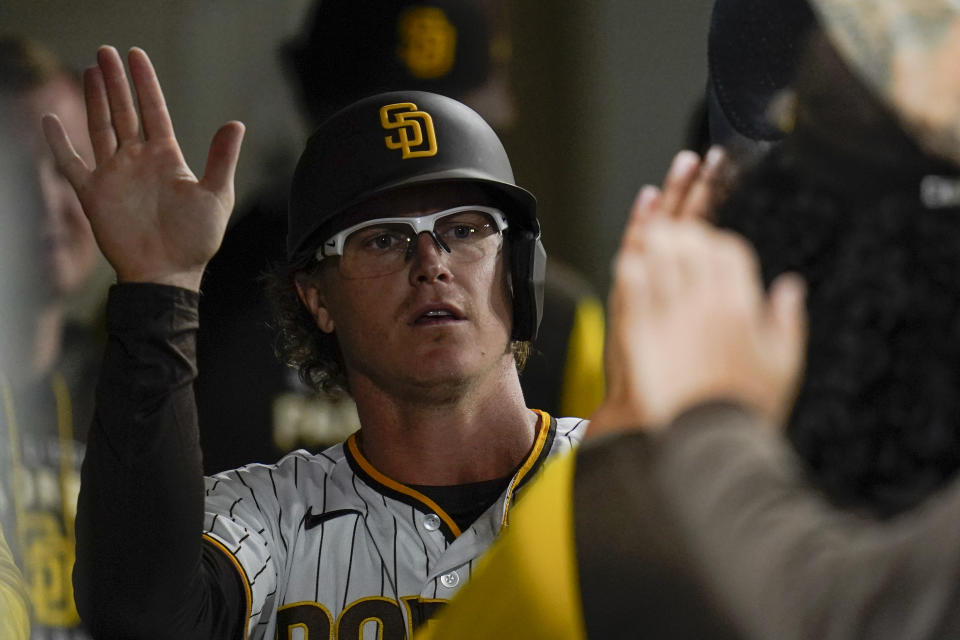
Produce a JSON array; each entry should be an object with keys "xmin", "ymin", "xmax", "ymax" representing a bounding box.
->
[
  {"xmin": 589, "ymin": 150, "xmax": 806, "ymax": 438},
  {"xmin": 42, "ymin": 46, "xmax": 244, "ymax": 291}
]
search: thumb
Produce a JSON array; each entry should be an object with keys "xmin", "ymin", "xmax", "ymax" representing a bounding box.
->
[
  {"xmin": 202, "ymin": 120, "xmax": 245, "ymax": 201},
  {"xmin": 42, "ymin": 113, "xmax": 91, "ymax": 194}
]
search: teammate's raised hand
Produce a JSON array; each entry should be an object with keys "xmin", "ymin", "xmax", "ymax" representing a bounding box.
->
[
  {"xmin": 42, "ymin": 45, "xmax": 244, "ymax": 291},
  {"xmin": 589, "ymin": 195, "xmax": 807, "ymax": 439}
]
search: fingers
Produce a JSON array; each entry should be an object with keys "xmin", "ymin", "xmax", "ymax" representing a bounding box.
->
[
  {"xmin": 763, "ymin": 272, "xmax": 808, "ymax": 423},
  {"xmin": 84, "ymin": 46, "xmax": 175, "ymax": 162},
  {"xmin": 632, "ymin": 185, "xmax": 661, "ymax": 224},
  {"xmin": 621, "ymin": 145, "xmax": 729, "ymax": 257},
  {"xmin": 97, "ymin": 45, "xmax": 141, "ymax": 145},
  {"xmin": 643, "ymin": 220, "xmax": 714, "ymax": 308},
  {"xmin": 658, "ymin": 150, "xmax": 701, "ymax": 216},
  {"xmin": 83, "ymin": 66, "xmax": 116, "ymax": 164},
  {"xmin": 766, "ymin": 272, "xmax": 808, "ymax": 360},
  {"xmin": 201, "ymin": 121, "xmax": 246, "ymax": 201},
  {"xmin": 642, "ymin": 221, "xmax": 686, "ymax": 305},
  {"xmin": 42, "ymin": 114, "xmax": 91, "ymax": 193},
  {"xmin": 645, "ymin": 146, "xmax": 733, "ymax": 223},
  {"xmin": 621, "ymin": 186, "xmax": 660, "ymax": 252},
  {"xmin": 677, "ymin": 146, "xmax": 728, "ymax": 221},
  {"xmin": 127, "ymin": 47, "xmax": 175, "ymax": 141}
]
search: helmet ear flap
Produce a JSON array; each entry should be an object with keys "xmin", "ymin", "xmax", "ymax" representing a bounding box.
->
[{"xmin": 509, "ymin": 230, "xmax": 547, "ymax": 341}]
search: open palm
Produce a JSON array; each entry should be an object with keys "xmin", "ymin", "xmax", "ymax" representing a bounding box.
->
[{"xmin": 43, "ymin": 45, "xmax": 244, "ymax": 291}]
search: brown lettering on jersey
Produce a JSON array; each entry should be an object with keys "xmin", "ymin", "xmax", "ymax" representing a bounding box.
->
[
  {"xmin": 276, "ymin": 601, "xmax": 333, "ymax": 638},
  {"xmin": 400, "ymin": 596, "xmax": 447, "ymax": 631},
  {"xmin": 275, "ymin": 596, "xmax": 450, "ymax": 638},
  {"xmin": 336, "ymin": 597, "xmax": 406, "ymax": 640}
]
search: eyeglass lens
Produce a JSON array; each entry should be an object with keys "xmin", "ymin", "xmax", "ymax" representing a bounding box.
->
[{"xmin": 339, "ymin": 210, "xmax": 502, "ymax": 278}]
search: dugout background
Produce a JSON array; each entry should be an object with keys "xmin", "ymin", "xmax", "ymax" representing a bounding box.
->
[{"xmin": 1, "ymin": 0, "xmax": 713, "ymax": 297}]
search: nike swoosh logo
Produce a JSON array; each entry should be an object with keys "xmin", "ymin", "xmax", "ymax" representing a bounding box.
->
[{"xmin": 303, "ymin": 507, "xmax": 364, "ymax": 530}]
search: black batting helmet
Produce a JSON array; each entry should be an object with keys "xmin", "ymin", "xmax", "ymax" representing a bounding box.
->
[{"xmin": 287, "ymin": 90, "xmax": 546, "ymax": 341}]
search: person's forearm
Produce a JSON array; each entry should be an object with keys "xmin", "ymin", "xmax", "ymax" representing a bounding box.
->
[
  {"xmin": 653, "ymin": 402, "xmax": 960, "ymax": 640},
  {"xmin": 74, "ymin": 284, "xmax": 242, "ymax": 638}
]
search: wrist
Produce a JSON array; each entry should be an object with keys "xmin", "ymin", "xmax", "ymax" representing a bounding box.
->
[{"xmin": 116, "ymin": 269, "xmax": 204, "ymax": 292}]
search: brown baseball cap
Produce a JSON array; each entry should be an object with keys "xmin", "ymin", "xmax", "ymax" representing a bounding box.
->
[{"xmin": 809, "ymin": 0, "xmax": 960, "ymax": 166}]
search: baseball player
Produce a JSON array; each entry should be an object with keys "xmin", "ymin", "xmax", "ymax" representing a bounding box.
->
[
  {"xmin": 45, "ymin": 45, "xmax": 586, "ymax": 639},
  {"xmin": 196, "ymin": 0, "xmax": 605, "ymax": 475}
]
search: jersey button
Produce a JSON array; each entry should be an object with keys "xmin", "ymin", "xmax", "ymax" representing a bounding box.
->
[
  {"xmin": 423, "ymin": 514, "xmax": 442, "ymax": 531},
  {"xmin": 440, "ymin": 571, "xmax": 460, "ymax": 588}
]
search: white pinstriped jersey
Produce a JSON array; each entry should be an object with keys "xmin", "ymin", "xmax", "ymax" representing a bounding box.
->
[{"xmin": 202, "ymin": 410, "xmax": 586, "ymax": 639}]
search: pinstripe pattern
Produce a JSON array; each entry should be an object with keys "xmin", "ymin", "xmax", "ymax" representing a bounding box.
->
[{"xmin": 202, "ymin": 414, "xmax": 586, "ymax": 639}]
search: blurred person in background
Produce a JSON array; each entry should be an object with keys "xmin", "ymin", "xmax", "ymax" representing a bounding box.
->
[
  {"xmin": 0, "ymin": 35, "xmax": 100, "ymax": 640},
  {"xmin": 712, "ymin": 0, "xmax": 960, "ymax": 520},
  {"xmin": 0, "ymin": 525, "xmax": 30, "ymax": 640},
  {"xmin": 418, "ymin": 0, "xmax": 960, "ymax": 637},
  {"xmin": 0, "ymin": 78, "xmax": 38, "ymax": 640},
  {"xmin": 196, "ymin": 0, "xmax": 605, "ymax": 474},
  {"xmin": 691, "ymin": 0, "xmax": 954, "ymax": 520}
]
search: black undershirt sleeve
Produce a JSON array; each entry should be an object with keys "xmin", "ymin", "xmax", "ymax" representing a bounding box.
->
[{"xmin": 73, "ymin": 284, "xmax": 246, "ymax": 639}]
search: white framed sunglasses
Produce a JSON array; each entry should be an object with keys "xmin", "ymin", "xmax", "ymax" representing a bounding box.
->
[{"xmin": 316, "ymin": 205, "xmax": 509, "ymax": 278}]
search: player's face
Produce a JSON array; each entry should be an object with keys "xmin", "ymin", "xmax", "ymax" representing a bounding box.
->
[
  {"xmin": 2, "ymin": 76, "xmax": 97, "ymax": 303},
  {"xmin": 298, "ymin": 183, "xmax": 515, "ymax": 399}
]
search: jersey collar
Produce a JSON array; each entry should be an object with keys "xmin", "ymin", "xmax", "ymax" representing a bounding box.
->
[{"xmin": 343, "ymin": 409, "xmax": 556, "ymax": 543}]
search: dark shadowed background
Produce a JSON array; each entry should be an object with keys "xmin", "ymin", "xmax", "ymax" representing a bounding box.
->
[{"xmin": 1, "ymin": 0, "xmax": 712, "ymax": 296}]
